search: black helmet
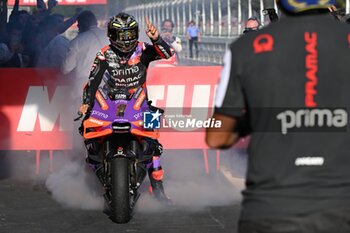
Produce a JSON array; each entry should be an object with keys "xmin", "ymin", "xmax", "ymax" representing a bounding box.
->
[{"xmin": 108, "ymin": 13, "xmax": 139, "ymax": 53}]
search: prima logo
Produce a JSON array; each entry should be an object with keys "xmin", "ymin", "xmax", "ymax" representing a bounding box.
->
[
  {"xmin": 277, "ymin": 108, "xmax": 348, "ymax": 135},
  {"xmin": 112, "ymin": 66, "xmax": 140, "ymax": 76},
  {"xmin": 91, "ymin": 110, "xmax": 108, "ymax": 119}
]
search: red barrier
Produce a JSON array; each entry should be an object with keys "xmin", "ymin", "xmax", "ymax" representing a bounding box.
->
[
  {"xmin": 7, "ymin": 0, "xmax": 107, "ymax": 6},
  {"xmin": 0, "ymin": 67, "xmax": 249, "ymax": 150},
  {"xmin": 0, "ymin": 69, "xmax": 72, "ymax": 150}
]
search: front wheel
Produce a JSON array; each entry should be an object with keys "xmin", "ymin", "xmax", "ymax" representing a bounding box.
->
[{"xmin": 110, "ymin": 157, "xmax": 131, "ymax": 223}]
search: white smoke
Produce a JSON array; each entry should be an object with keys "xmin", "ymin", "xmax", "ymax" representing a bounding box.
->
[
  {"xmin": 136, "ymin": 149, "xmax": 246, "ymax": 213},
  {"xmin": 0, "ymin": 24, "xmax": 245, "ymax": 213},
  {"xmin": 42, "ymin": 148, "xmax": 246, "ymax": 213},
  {"xmin": 45, "ymin": 158, "xmax": 104, "ymax": 210}
]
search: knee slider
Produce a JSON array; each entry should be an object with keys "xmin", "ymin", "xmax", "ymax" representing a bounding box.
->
[{"xmin": 152, "ymin": 168, "xmax": 164, "ymax": 181}]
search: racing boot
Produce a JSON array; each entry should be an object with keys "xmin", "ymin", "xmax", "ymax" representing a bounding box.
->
[{"xmin": 148, "ymin": 157, "xmax": 173, "ymax": 206}]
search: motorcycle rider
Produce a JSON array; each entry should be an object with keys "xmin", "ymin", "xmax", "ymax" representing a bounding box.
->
[{"xmin": 78, "ymin": 13, "xmax": 172, "ymax": 204}]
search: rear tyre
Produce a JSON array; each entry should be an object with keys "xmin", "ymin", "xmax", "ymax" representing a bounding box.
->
[{"xmin": 110, "ymin": 157, "xmax": 131, "ymax": 223}]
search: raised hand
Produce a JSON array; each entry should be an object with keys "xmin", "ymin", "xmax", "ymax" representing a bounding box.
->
[
  {"xmin": 48, "ymin": 0, "xmax": 58, "ymax": 11},
  {"xmin": 75, "ymin": 7, "xmax": 83, "ymax": 16},
  {"xmin": 37, "ymin": 0, "xmax": 47, "ymax": 11},
  {"xmin": 145, "ymin": 16, "xmax": 159, "ymax": 41}
]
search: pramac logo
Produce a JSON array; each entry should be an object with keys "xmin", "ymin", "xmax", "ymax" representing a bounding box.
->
[
  {"xmin": 253, "ymin": 34, "xmax": 274, "ymax": 54},
  {"xmin": 305, "ymin": 32, "xmax": 318, "ymax": 108}
]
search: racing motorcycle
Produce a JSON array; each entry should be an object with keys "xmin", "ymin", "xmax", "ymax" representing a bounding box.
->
[{"xmin": 75, "ymin": 86, "xmax": 163, "ymax": 223}]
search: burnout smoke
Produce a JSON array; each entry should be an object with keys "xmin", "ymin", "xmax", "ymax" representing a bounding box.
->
[
  {"xmin": 0, "ymin": 39, "xmax": 240, "ymax": 215},
  {"xmin": 136, "ymin": 149, "xmax": 246, "ymax": 213},
  {"xmin": 45, "ymin": 159, "xmax": 104, "ymax": 210}
]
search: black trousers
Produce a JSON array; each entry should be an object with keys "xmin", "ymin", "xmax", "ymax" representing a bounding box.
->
[
  {"xmin": 189, "ymin": 37, "xmax": 198, "ymax": 58},
  {"xmin": 239, "ymin": 207, "xmax": 350, "ymax": 233}
]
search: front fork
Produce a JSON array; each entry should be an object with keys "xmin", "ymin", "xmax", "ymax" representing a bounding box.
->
[{"xmin": 101, "ymin": 139, "xmax": 147, "ymax": 209}]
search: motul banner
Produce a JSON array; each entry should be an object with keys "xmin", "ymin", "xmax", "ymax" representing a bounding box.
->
[
  {"xmin": 0, "ymin": 67, "xmax": 248, "ymax": 150},
  {"xmin": 7, "ymin": 0, "xmax": 107, "ymax": 6}
]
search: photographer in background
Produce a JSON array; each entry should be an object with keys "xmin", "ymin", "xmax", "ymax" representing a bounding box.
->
[
  {"xmin": 243, "ymin": 17, "xmax": 261, "ymax": 34},
  {"xmin": 328, "ymin": 4, "xmax": 350, "ymax": 22},
  {"xmin": 160, "ymin": 19, "xmax": 182, "ymax": 54},
  {"xmin": 263, "ymin": 8, "xmax": 279, "ymax": 23}
]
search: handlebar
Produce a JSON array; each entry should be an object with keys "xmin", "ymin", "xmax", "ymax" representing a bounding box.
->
[{"xmin": 74, "ymin": 112, "xmax": 84, "ymax": 121}]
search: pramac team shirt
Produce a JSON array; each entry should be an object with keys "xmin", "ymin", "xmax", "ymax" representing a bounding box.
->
[{"xmin": 215, "ymin": 13, "xmax": 350, "ymax": 220}]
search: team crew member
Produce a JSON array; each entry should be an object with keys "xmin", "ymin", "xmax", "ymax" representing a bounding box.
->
[
  {"xmin": 206, "ymin": 0, "xmax": 350, "ymax": 232},
  {"xmin": 243, "ymin": 17, "xmax": 261, "ymax": 34},
  {"xmin": 79, "ymin": 13, "xmax": 173, "ymax": 204}
]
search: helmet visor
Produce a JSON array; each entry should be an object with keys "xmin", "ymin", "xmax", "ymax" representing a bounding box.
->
[{"xmin": 118, "ymin": 30, "xmax": 137, "ymax": 41}]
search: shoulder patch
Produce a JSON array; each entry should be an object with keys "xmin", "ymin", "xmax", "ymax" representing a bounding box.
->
[
  {"xmin": 101, "ymin": 45, "xmax": 110, "ymax": 53},
  {"xmin": 96, "ymin": 51, "xmax": 106, "ymax": 61}
]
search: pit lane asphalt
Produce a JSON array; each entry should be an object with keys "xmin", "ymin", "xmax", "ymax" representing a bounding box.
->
[
  {"xmin": 0, "ymin": 178, "xmax": 241, "ymax": 233},
  {"xmin": 0, "ymin": 149, "xmax": 246, "ymax": 233}
]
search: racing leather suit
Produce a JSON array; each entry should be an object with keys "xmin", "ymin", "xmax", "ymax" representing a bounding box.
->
[{"xmin": 83, "ymin": 36, "xmax": 172, "ymax": 200}]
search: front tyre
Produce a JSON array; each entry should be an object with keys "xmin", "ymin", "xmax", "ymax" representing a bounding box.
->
[{"xmin": 110, "ymin": 157, "xmax": 131, "ymax": 223}]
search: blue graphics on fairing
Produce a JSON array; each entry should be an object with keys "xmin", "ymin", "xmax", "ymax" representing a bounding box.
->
[{"xmin": 278, "ymin": 0, "xmax": 335, "ymax": 13}]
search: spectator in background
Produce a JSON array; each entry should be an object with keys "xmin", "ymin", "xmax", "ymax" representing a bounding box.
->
[
  {"xmin": 21, "ymin": 12, "xmax": 44, "ymax": 67},
  {"xmin": 161, "ymin": 19, "xmax": 182, "ymax": 54},
  {"xmin": 0, "ymin": 43, "xmax": 10, "ymax": 66},
  {"xmin": 36, "ymin": 15, "xmax": 70, "ymax": 68},
  {"xmin": 0, "ymin": 0, "xmax": 8, "ymax": 43},
  {"xmin": 61, "ymin": 10, "xmax": 109, "ymax": 88},
  {"xmin": 0, "ymin": 0, "xmax": 81, "ymax": 67},
  {"xmin": 186, "ymin": 20, "xmax": 200, "ymax": 58},
  {"xmin": 7, "ymin": 0, "xmax": 30, "ymax": 30},
  {"xmin": 243, "ymin": 17, "xmax": 261, "ymax": 34},
  {"xmin": 2, "ymin": 23, "xmax": 28, "ymax": 67}
]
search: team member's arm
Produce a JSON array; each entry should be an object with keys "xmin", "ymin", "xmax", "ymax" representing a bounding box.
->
[
  {"xmin": 206, "ymin": 49, "xmax": 246, "ymax": 148},
  {"xmin": 141, "ymin": 16, "xmax": 173, "ymax": 66},
  {"xmin": 0, "ymin": 0, "xmax": 8, "ymax": 36},
  {"xmin": 8, "ymin": 0, "xmax": 19, "ymax": 23},
  {"xmin": 79, "ymin": 52, "xmax": 108, "ymax": 114},
  {"xmin": 57, "ymin": 8, "xmax": 82, "ymax": 34},
  {"xmin": 206, "ymin": 114, "xmax": 239, "ymax": 149}
]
